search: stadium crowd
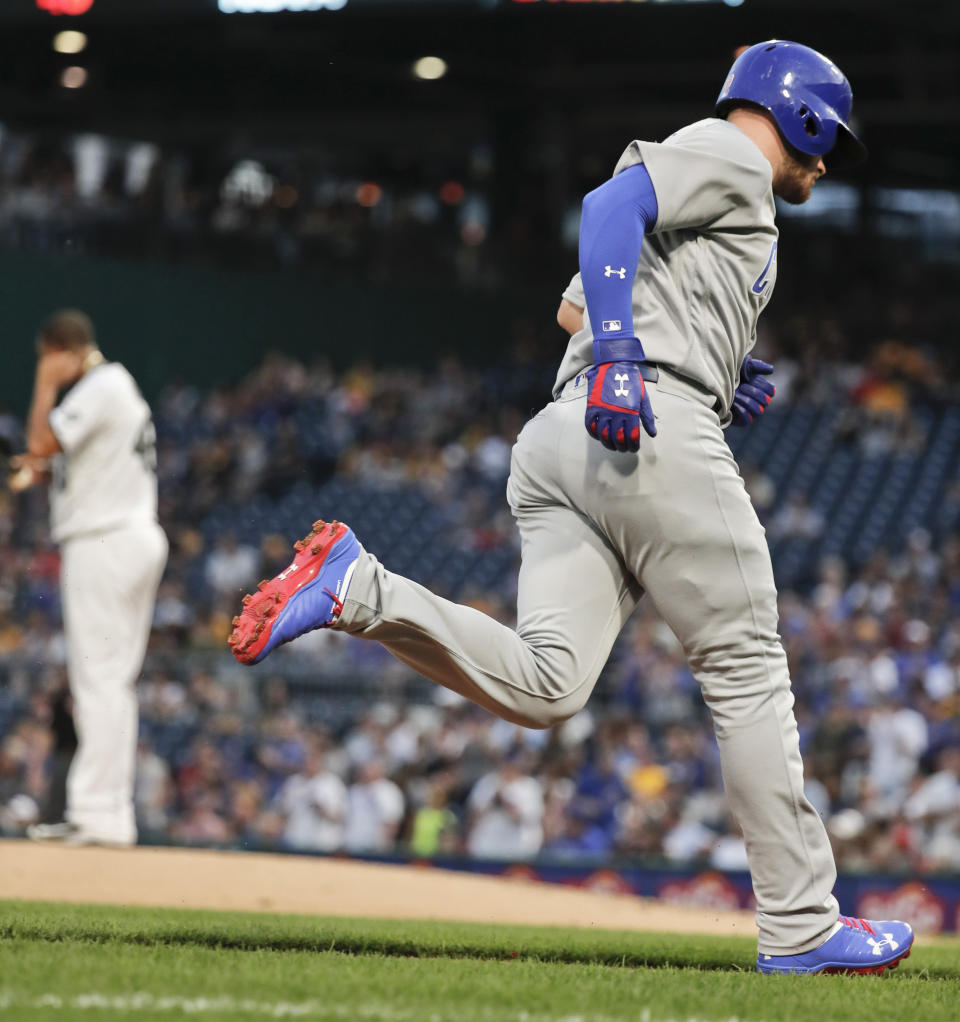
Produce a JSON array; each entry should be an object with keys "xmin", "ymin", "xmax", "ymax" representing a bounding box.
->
[{"xmin": 1, "ymin": 334, "xmax": 959, "ymax": 875}]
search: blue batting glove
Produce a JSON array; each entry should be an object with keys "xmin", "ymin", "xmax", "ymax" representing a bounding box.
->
[
  {"xmin": 731, "ymin": 357, "xmax": 775, "ymax": 426},
  {"xmin": 584, "ymin": 361, "xmax": 657, "ymax": 453}
]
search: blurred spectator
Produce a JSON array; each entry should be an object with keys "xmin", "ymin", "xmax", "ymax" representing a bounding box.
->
[
  {"xmin": 865, "ymin": 692, "xmax": 929, "ymax": 818},
  {"xmin": 769, "ymin": 493, "xmax": 826, "ymax": 541},
  {"xmin": 0, "ymin": 739, "xmax": 33, "ymax": 834},
  {"xmin": 134, "ymin": 737, "xmax": 173, "ymax": 835},
  {"xmin": 409, "ymin": 772, "xmax": 459, "ymax": 858},
  {"xmin": 466, "ymin": 749, "xmax": 544, "ymax": 860},
  {"xmin": 565, "ymin": 744, "xmax": 628, "ymax": 855},
  {"xmin": 205, "ymin": 532, "xmax": 259, "ymax": 599},
  {"xmin": 278, "ymin": 737, "xmax": 347, "ymax": 852},
  {"xmin": 343, "ymin": 760, "xmax": 405, "ymax": 854},
  {"xmin": 171, "ymin": 790, "xmax": 231, "ymax": 844},
  {"xmin": 903, "ymin": 744, "xmax": 960, "ymax": 871}
]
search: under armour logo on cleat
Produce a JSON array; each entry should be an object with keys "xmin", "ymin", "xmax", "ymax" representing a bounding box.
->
[
  {"xmin": 604, "ymin": 265, "xmax": 626, "ymax": 278},
  {"xmin": 278, "ymin": 561, "xmax": 300, "ymax": 581},
  {"xmin": 614, "ymin": 373, "xmax": 630, "ymax": 398},
  {"xmin": 867, "ymin": 936, "xmax": 899, "ymax": 956}
]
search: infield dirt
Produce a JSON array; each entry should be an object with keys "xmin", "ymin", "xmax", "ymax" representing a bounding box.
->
[{"xmin": 0, "ymin": 839, "xmax": 756, "ymax": 937}]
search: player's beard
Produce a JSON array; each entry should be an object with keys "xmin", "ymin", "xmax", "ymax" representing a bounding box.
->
[{"xmin": 774, "ymin": 151, "xmax": 823, "ymax": 205}]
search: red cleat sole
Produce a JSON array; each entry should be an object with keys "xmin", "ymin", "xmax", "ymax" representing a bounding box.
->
[{"xmin": 228, "ymin": 519, "xmax": 349, "ymax": 665}]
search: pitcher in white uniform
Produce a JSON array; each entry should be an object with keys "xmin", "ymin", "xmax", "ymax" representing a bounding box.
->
[
  {"xmin": 230, "ymin": 43, "xmax": 914, "ymax": 974},
  {"xmin": 13, "ymin": 309, "xmax": 167, "ymax": 847}
]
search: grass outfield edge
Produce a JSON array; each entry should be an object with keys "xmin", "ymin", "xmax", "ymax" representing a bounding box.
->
[
  {"xmin": 0, "ymin": 898, "xmax": 755, "ymax": 970},
  {"xmin": 3, "ymin": 899, "xmax": 959, "ymax": 978}
]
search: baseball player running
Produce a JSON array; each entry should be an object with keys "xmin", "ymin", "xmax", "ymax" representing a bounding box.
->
[
  {"xmin": 13, "ymin": 310, "xmax": 167, "ymax": 847},
  {"xmin": 230, "ymin": 43, "xmax": 913, "ymax": 974}
]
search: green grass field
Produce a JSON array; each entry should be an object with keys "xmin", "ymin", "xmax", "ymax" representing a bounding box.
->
[{"xmin": 1, "ymin": 901, "xmax": 958, "ymax": 1021}]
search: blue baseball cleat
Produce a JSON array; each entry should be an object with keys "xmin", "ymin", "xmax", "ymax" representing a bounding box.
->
[
  {"xmin": 757, "ymin": 915, "xmax": 914, "ymax": 975},
  {"xmin": 229, "ymin": 519, "xmax": 359, "ymax": 665}
]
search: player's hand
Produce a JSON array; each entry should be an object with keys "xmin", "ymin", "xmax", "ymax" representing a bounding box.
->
[
  {"xmin": 36, "ymin": 350, "xmax": 84, "ymax": 389},
  {"xmin": 731, "ymin": 357, "xmax": 775, "ymax": 427},
  {"xmin": 584, "ymin": 361, "xmax": 656, "ymax": 453},
  {"xmin": 7, "ymin": 453, "xmax": 49, "ymax": 492}
]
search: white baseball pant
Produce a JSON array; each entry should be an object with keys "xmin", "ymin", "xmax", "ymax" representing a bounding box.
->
[{"xmin": 60, "ymin": 521, "xmax": 167, "ymax": 844}]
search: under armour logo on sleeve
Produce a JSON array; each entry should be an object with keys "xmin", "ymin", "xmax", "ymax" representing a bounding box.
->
[{"xmin": 604, "ymin": 265, "xmax": 627, "ymax": 278}]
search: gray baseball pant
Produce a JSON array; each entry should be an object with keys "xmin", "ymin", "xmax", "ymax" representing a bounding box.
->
[{"xmin": 335, "ymin": 370, "xmax": 839, "ymax": 954}]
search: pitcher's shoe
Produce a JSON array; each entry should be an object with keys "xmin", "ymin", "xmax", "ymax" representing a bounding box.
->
[
  {"xmin": 65, "ymin": 829, "xmax": 135, "ymax": 848},
  {"xmin": 757, "ymin": 915, "xmax": 914, "ymax": 975},
  {"xmin": 28, "ymin": 821, "xmax": 134, "ymax": 847},
  {"xmin": 229, "ymin": 519, "xmax": 359, "ymax": 665},
  {"xmin": 27, "ymin": 821, "xmax": 78, "ymax": 842}
]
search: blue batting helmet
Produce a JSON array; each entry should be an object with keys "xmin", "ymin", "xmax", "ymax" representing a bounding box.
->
[{"xmin": 716, "ymin": 40, "xmax": 867, "ymax": 167}]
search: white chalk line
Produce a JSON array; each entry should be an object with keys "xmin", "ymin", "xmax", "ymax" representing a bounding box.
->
[{"xmin": 0, "ymin": 993, "xmax": 756, "ymax": 1022}]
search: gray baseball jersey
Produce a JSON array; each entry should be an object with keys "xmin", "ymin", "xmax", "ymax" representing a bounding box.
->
[{"xmin": 555, "ymin": 118, "xmax": 779, "ymax": 417}]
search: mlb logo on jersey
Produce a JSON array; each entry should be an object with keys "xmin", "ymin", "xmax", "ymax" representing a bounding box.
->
[{"xmin": 602, "ymin": 320, "xmax": 622, "ymax": 332}]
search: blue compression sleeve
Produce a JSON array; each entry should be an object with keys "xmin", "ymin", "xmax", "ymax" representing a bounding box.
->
[{"xmin": 578, "ymin": 163, "xmax": 659, "ymax": 362}]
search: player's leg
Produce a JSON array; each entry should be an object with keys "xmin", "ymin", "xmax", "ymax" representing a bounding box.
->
[
  {"xmin": 61, "ymin": 524, "xmax": 167, "ymax": 844},
  {"xmin": 338, "ymin": 500, "xmax": 640, "ymax": 729},
  {"xmin": 62, "ymin": 533, "xmax": 137, "ymax": 844},
  {"xmin": 231, "ymin": 401, "xmax": 641, "ymax": 729},
  {"xmin": 116, "ymin": 523, "xmax": 168, "ymax": 827},
  {"xmin": 593, "ymin": 374, "xmax": 838, "ymax": 956}
]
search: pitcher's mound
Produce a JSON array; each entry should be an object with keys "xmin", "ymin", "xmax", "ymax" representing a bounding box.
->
[{"xmin": 0, "ymin": 839, "xmax": 755, "ymax": 937}]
